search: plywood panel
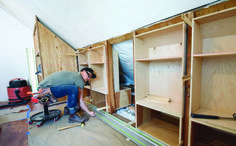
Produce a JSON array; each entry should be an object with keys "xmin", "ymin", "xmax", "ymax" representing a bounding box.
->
[
  {"xmin": 90, "ymin": 64, "xmax": 108, "ymax": 94},
  {"xmin": 89, "ymin": 46, "xmax": 105, "ymax": 63},
  {"xmin": 200, "ymin": 16, "xmax": 236, "ymax": 39},
  {"xmin": 134, "ymin": 62, "xmax": 149, "ymax": 101},
  {"xmin": 138, "ymin": 118, "xmax": 179, "ymax": 146},
  {"xmin": 115, "ymin": 88, "xmax": 131, "ymax": 109},
  {"xmin": 200, "ymin": 57, "xmax": 236, "ymax": 114},
  {"xmin": 38, "ymin": 22, "xmax": 77, "ymax": 78},
  {"xmin": 92, "ymin": 91, "xmax": 106, "ymax": 108},
  {"xmin": 112, "ymin": 49, "xmax": 119, "ymax": 93},
  {"xmin": 148, "ymin": 43, "xmax": 183, "ymax": 59},
  {"xmin": 78, "ymin": 51, "xmax": 88, "ymax": 64},
  {"xmin": 190, "ymin": 58, "xmax": 202, "ymax": 113},
  {"xmin": 192, "ymin": 21, "xmax": 203, "ymax": 55},
  {"xmin": 138, "ymin": 29, "xmax": 183, "ymax": 59},
  {"xmin": 149, "ymin": 60, "xmax": 182, "ymax": 103},
  {"xmin": 134, "ymin": 37, "xmax": 147, "ymax": 59}
]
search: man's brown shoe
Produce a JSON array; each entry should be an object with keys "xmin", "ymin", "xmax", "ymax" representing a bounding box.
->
[
  {"xmin": 68, "ymin": 113, "xmax": 88, "ymax": 123},
  {"xmin": 64, "ymin": 106, "xmax": 81, "ymax": 115}
]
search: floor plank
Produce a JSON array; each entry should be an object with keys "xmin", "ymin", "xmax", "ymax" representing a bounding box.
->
[{"xmin": 0, "ymin": 119, "xmax": 28, "ymax": 146}]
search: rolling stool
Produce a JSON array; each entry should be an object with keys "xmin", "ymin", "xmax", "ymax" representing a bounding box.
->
[{"xmin": 28, "ymin": 93, "xmax": 61, "ymax": 127}]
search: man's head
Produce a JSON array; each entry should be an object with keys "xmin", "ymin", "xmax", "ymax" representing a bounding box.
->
[{"xmin": 80, "ymin": 67, "xmax": 96, "ymax": 82}]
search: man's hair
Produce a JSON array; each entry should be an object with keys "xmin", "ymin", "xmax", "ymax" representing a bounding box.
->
[{"xmin": 80, "ymin": 67, "xmax": 96, "ymax": 78}]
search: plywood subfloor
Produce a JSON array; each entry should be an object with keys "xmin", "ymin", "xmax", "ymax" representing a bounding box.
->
[{"xmin": 28, "ymin": 113, "xmax": 136, "ymax": 146}]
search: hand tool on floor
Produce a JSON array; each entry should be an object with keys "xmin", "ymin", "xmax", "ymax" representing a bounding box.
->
[
  {"xmin": 191, "ymin": 113, "xmax": 236, "ymax": 120},
  {"xmin": 58, "ymin": 122, "xmax": 85, "ymax": 131}
]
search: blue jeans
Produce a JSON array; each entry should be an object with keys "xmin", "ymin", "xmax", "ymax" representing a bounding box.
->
[{"xmin": 50, "ymin": 85, "xmax": 78, "ymax": 110}]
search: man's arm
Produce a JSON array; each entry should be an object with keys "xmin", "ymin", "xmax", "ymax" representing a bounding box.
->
[{"xmin": 79, "ymin": 88, "xmax": 95, "ymax": 117}]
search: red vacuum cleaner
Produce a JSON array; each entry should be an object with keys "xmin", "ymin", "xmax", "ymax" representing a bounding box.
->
[{"xmin": 0, "ymin": 78, "xmax": 32, "ymax": 108}]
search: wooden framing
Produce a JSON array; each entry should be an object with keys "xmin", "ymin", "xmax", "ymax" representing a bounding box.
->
[
  {"xmin": 33, "ymin": 19, "xmax": 77, "ymax": 102},
  {"xmin": 78, "ymin": 41, "xmax": 115, "ymax": 113},
  {"xmin": 194, "ymin": 0, "xmax": 236, "ymax": 18},
  {"xmin": 33, "ymin": 1, "xmax": 236, "ymax": 145},
  {"xmin": 134, "ymin": 18, "xmax": 188, "ymax": 145},
  {"xmin": 189, "ymin": 6, "xmax": 236, "ymax": 146}
]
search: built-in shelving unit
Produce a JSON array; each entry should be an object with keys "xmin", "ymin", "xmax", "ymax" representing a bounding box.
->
[
  {"xmin": 189, "ymin": 7, "xmax": 236, "ymax": 145},
  {"xmin": 78, "ymin": 45, "xmax": 109, "ymax": 112},
  {"xmin": 134, "ymin": 22, "xmax": 187, "ymax": 145}
]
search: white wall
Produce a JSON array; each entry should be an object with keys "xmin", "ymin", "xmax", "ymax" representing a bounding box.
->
[{"xmin": 0, "ymin": 8, "xmax": 34, "ymax": 101}]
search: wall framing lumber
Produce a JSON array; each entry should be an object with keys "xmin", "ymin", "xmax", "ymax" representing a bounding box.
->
[
  {"xmin": 194, "ymin": 0, "xmax": 236, "ymax": 18},
  {"xmin": 108, "ymin": 32, "xmax": 133, "ymax": 45}
]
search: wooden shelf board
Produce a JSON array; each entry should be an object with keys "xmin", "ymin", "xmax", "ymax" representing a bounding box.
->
[
  {"xmin": 191, "ymin": 108, "xmax": 236, "ymax": 135},
  {"xmin": 91, "ymin": 88, "xmax": 108, "ymax": 94},
  {"xmin": 90, "ymin": 62, "xmax": 105, "ymax": 65},
  {"xmin": 136, "ymin": 56, "xmax": 182, "ymax": 62},
  {"xmin": 79, "ymin": 63, "xmax": 88, "ymax": 66},
  {"xmin": 138, "ymin": 118, "xmax": 179, "ymax": 146},
  {"xmin": 193, "ymin": 52, "xmax": 236, "ymax": 58},
  {"xmin": 84, "ymin": 86, "xmax": 90, "ymax": 89},
  {"xmin": 67, "ymin": 53, "xmax": 78, "ymax": 56},
  {"xmin": 136, "ymin": 97, "xmax": 182, "ymax": 118}
]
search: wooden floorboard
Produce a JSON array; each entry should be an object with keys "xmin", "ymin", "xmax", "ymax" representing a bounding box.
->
[
  {"xmin": 0, "ymin": 101, "xmax": 63, "ymax": 146},
  {"xmin": 0, "ymin": 119, "xmax": 28, "ymax": 146}
]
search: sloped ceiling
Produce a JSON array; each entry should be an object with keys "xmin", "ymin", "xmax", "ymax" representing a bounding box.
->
[{"xmin": 0, "ymin": 0, "xmax": 219, "ymax": 49}]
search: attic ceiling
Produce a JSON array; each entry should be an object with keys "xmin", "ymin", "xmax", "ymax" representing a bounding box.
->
[{"xmin": 0, "ymin": 0, "xmax": 219, "ymax": 49}]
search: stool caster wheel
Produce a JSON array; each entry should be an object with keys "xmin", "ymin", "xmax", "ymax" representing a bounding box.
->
[
  {"xmin": 54, "ymin": 116, "xmax": 60, "ymax": 122},
  {"xmin": 36, "ymin": 122, "xmax": 43, "ymax": 127},
  {"xmin": 28, "ymin": 120, "xmax": 33, "ymax": 125}
]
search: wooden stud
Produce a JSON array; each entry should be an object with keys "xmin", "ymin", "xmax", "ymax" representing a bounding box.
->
[{"xmin": 181, "ymin": 14, "xmax": 192, "ymax": 27}]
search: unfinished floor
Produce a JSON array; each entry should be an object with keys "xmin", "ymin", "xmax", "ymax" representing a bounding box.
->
[{"xmin": 0, "ymin": 101, "xmax": 136, "ymax": 146}]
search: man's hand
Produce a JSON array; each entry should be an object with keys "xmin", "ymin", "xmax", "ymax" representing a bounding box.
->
[{"xmin": 89, "ymin": 111, "xmax": 96, "ymax": 117}]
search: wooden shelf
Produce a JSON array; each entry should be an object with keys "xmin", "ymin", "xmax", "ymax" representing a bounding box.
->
[
  {"xmin": 191, "ymin": 108, "xmax": 236, "ymax": 135},
  {"xmin": 90, "ymin": 62, "xmax": 105, "ymax": 65},
  {"xmin": 84, "ymin": 86, "xmax": 90, "ymax": 89},
  {"xmin": 136, "ymin": 56, "xmax": 182, "ymax": 62},
  {"xmin": 67, "ymin": 53, "xmax": 78, "ymax": 56},
  {"xmin": 138, "ymin": 118, "xmax": 179, "ymax": 146},
  {"xmin": 193, "ymin": 52, "xmax": 236, "ymax": 58},
  {"xmin": 89, "ymin": 45, "xmax": 105, "ymax": 63},
  {"xmin": 136, "ymin": 96, "xmax": 182, "ymax": 118},
  {"xmin": 91, "ymin": 87, "xmax": 108, "ymax": 94},
  {"xmin": 79, "ymin": 63, "xmax": 88, "ymax": 66}
]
